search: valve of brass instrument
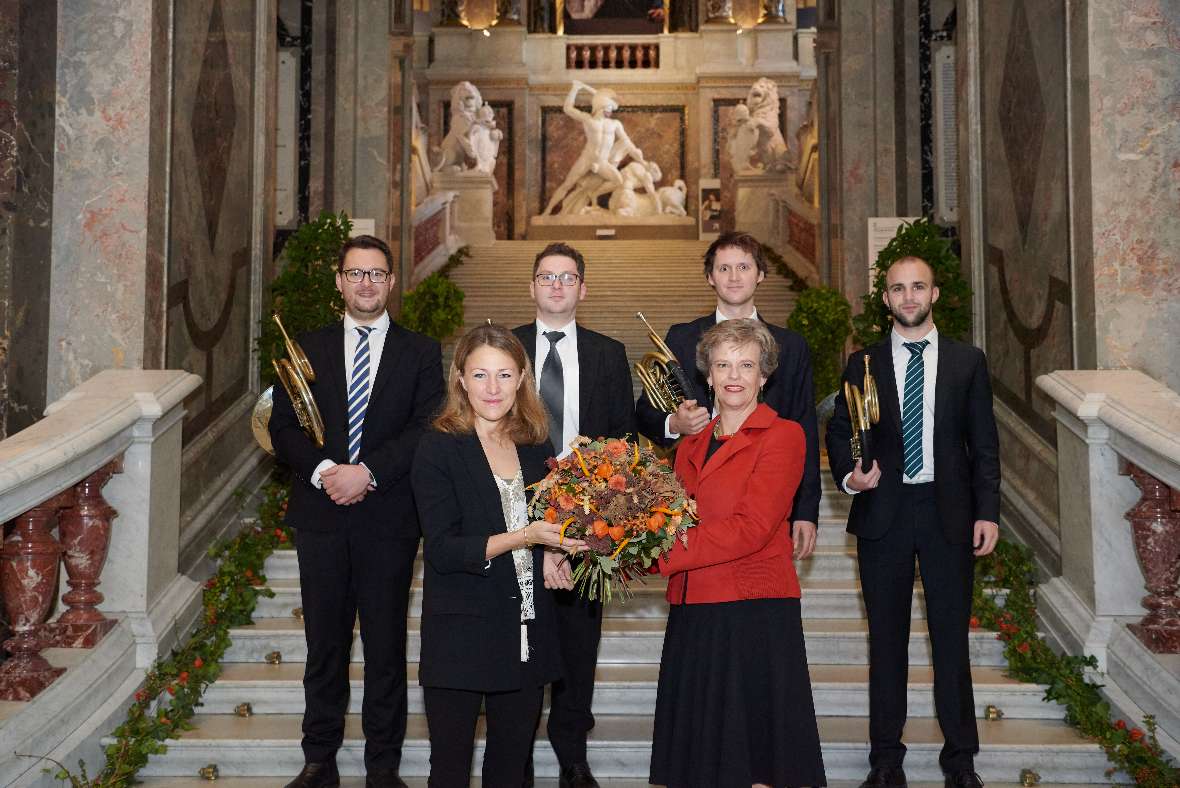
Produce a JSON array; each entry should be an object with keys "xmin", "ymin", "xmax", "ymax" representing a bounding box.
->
[
  {"xmin": 844, "ymin": 354, "xmax": 880, "ymax": 461},
  {"xmin": 251, "ymin": 313, "xmax": 326, "ymax": 454},
  {"xmin": 634, "ymin": 312, "xmax": 693, "ymax": 414}
]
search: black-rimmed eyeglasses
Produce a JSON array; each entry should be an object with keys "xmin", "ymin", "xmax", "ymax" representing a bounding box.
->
[
  {"xmin": 534, "ymin": 272, "xmax": 581, "ymax": 287},
  {"xmin": 342, "ymin": 268, "xmax": 391, "ymax": 284}
]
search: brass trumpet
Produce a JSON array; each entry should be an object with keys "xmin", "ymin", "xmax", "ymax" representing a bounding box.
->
[
  {"xmin": 634, "ymin": 312, "xmax": 694, "ymax": 414},
  {"xmin": 844, "ymin": 353, "xmax": 880, "ymax": 463},
  {"xmin": 250, "ymin": 314, "xmax": 326, "ymax": 454}
]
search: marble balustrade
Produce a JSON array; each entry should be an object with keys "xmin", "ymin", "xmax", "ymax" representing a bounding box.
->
[
  {"xmin": 411, "ymin": 191, "xmax": 462, "ymax": 285},
  {"xmin": 0, "ymin": 370, "xmax": 200, "ymax": 709}
]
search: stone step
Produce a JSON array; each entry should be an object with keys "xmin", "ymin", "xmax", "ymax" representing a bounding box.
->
[
  {"xmin": 135, "ymin": 713, "xmax": 1113, "ymax": 783},
  {"xmin": 222, "ymin": 617, "xmax": 1010, "ymax": 667},
  {"xmin": 254, "ymin": 577, "xmax": 922, "ymax": 621},
  {"xmin": 262, "ymin": 543, "xmax": 863, "ymax": 584},
  {"xmin": 200, "ymin": 662, "xmax": 1061, "ymax": 720}
]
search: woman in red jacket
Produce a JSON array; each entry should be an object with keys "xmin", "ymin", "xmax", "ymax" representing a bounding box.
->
[{"xmin": 649, "ymin": 318, "xmax": 826, "ymax": 788}]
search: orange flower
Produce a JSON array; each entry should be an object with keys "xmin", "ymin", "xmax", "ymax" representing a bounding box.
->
[
  {"xmin": 1116, "ymin": 719, "xmax": 1127, "ymax": 730},
  {"xmin": 544, "ymin": 507, "xmax": 559, "ymax": 524},
  {"xmin": 1130, "ymin": 728, "xmax": 1145, "ymax": 741},
  {"xmin": 594, "ymin": 462, "xmax": 614, "ymax": 479},
  {"xmin": 969, "ymin": 616, "xmax": 980, "ymax": 629},
  {"xmin": 608, "ymin": 524, "xmax": 626, "ymax": 541},
  {"xmin": 608, "ymin": 474, "xmax": 627, "ymax": 492},
  {"xmin": 592, "ymin": 519, "xmax": 610, "ymax": 538},
  {"xmin": 1016, "ymin": 641, "xmax": 1030, "ymax": 654},
  {"xmin": 193, "ymin": 657, "xmax": 204, "ymax": 668},
  {"xmin": 178, "ymin": 671, "xmax": 189, "ymax": 684},
  {"xmin": 604, "ymin": 439, "xmax": 629, "ymax": 459},
  {"xmin": 646, "ymin": 512, "xmax": 667, "ymax": 532},
  {"xmin": 557, "ymin": 494, "xmax": 578, "ymax": 511}
]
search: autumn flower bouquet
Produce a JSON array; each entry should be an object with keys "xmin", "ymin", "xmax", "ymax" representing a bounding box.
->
[{"xmin": 528, "ymin": 436, "xmax": 698, "ymax": 602}]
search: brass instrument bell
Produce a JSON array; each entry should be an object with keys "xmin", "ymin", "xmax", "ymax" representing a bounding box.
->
[
  {"xmin": 634, "ymin": 312, "xmax": 692, "ymax": 414},
  {"xmin": 199, "ymin": 764, "xmax": 220, "ymax": 781},
  {"xmin": 251, "ymin": 313, "xmax": 326, "ymax": 454},
  {"xmin": 844, "ymin": 354, "xmax": 880, "ymax": 462}
]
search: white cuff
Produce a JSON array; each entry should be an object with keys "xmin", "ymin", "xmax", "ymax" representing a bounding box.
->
[
  {"xmin": 360, "ymin": 461, "xmax": 376, "ymax": 488},
  {"xmin": 664, "ymin": 414, "xmax": 680, "ymax": 440},
  {"xmin": 311, "ymin": 459, "xmax": 337, "ymax": 489},
  {"xmin": 841, "ymin": 472, "xmax": 861, "ymax": 496}
]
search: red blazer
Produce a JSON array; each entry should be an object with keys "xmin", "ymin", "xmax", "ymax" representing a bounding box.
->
[{"xmin": 659, "ymin": 403, "xmax": 806, "ymax": 604}]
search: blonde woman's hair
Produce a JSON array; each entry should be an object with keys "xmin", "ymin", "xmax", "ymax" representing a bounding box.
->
[
  {"xmin": 695, "ymin": 318, "xmax": 780, "ymax": 378},
  {"xmin": 433, "ymin": 324, "xmax": 549, "ymax": 445}
]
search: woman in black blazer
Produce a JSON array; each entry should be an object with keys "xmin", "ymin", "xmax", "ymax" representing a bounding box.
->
[{"xmin": 411, "ymin": 324, "xmax": 585, "ymax": 787}]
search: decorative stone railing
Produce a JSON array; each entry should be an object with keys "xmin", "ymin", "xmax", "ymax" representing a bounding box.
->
[
  {"xmin": 0, "ymin": 370, "xmax": 202, "ymax": 704},
  {"xmin": 411, "ymin": 190, "xmax": 461, "ymax": 285},
  {"xmin": 565, "ymin": 42, "xmax": 660, "ymax": 70},
  {"xmin": 765, "ymin": 186, "xmax": 820, "ymax": 288},
  {"xmin": 1036, "ymin": 370, "xmax": 1180, "ymax": 656}
]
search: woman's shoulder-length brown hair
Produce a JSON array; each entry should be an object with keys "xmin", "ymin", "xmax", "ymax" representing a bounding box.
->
[{"xmin": 432, "ymin": 323, "xmax": 549, "ymax": 446}]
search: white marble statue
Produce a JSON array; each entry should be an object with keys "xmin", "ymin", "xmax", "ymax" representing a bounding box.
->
[
  {"xmin": 434, "ymin": 81, "xmax": 483, "ymax": 173},
  {"xmin": 728, "ymin": 77, "xmax": 791, "ymax": 174},
  {"xmin": 470, "ymin": 103, "xmax": 503, "ymax": 177},
  {"xmin": 543, "ymin": 80, "xmax": 648, "ymax": 216},
  {"xmin": 409, "ymin": 84, "xmax": 433, "ymax": 206},
  {"xmin": 607, "ymin": 161, "xmax": 687, "ymax": 217}
]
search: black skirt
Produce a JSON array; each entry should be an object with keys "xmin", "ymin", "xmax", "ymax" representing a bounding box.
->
[{"xmin": 650, "ymin": 598, "xmax": 827, "ymax": 788}]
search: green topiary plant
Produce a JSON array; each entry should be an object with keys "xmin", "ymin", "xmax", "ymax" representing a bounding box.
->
[
  {"xmin": 851, "ymin": 218, "xmax": 972, "ymax": 348},
  {"xmin": 762, "ymin": 243, "xmax": 809, "ymax": 293},
  {"xmin": 398, "ymin": 246, "xmax": 471, "ymax": 341},
  {"xmin": 787, "ymin": 286, "xmax": 852, "ymax": 403},
  {"xmin": 257, "ymin": 211, "xmax": 352, "ymax": 386}
]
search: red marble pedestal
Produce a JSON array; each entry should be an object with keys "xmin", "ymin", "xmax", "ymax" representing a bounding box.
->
[
  {"xmin": 1125, "ymin": 464, "xmax": 1180, "ymax": 653},
  {"xmin": 0, "ymin": 493, "xmax": 71, "ymax": 700},
  {"xmin": 43, "ymin": 460, "xmax": 122, "ymax": 649}
]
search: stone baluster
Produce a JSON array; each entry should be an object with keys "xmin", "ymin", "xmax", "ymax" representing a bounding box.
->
[
  {"xmin": 760, "ymin": 0, "xmax": 786, "ymax": 24},
  {"xmin": 621, "ymin": 44, "xmax": 632, "ymax": 68},
  {"xmin": 650, "ymin": 43, "xmax": 660, "ymax": 67},
  {"xmin": 704, "ymin": 0, "xmax": 733, "ymax": 24},
  {"xmin": 567, "ymin": 45, "xmax": 577, "ymax": 69},
  {"xmin": 1125, "ymin": 464, "xmax": 1180, "ymax": 652},
  {"xmin": 639, "ymin": 44, "xmax": 650, "ymax": 67},
  {"xmin": 611, "ymin": 44, "xmax": 621, "ymax": 68},
  {"xmin": 0, "ymin": 492, "xmax": 72, "ymax": 700},
  {"xmin": 43, "ymin": 459, "xmax": 123, "ymax": 648},
  {"xmin": 580, "ymin": 45, "xmax": 591, "ymax": 68},
  {"xmin": 594, "ymin": 44, "xmax": 604, "ymax": 68}
]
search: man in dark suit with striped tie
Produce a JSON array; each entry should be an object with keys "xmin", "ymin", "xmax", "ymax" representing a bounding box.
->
[
  {"xmin": 826, "ymin": 256, "xmax": 1000, "ymax": 788},
  {"xmin": 270, "ymin": 235, "xmax": 444, "ymax": 788}
]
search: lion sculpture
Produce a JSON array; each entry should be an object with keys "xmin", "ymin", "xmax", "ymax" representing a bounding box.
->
[{"xmin": 728, "ymin": 77, "xmax": 791, "ymax": 174}]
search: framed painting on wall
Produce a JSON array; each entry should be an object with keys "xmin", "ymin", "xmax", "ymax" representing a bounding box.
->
[
  {"xmin": 699, "ymin": 178, "xmax": 722, "ymax": 239},
  {"xmin": 558, "ymin": 0, "xmax": 668, "ymax": 35}
]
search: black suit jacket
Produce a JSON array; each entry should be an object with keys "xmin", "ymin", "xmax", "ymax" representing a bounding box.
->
[
  {"xmin": 269, "ymin": 320, "xmax": 444, "ymax": 538},
  {"xmin": 635, "ymin": 314, "xmax": 821, "ymax": 524},
  {"xmin": 411, "ymin": 432, "xmax": 563, "ymax": 692},
  {"xmin": 825, "ymin": 335, "xmax": 1001, "ymax": 544},
  {"xmin": 512, "ymin": 323, "xmax": 637, "ymax": 445}
]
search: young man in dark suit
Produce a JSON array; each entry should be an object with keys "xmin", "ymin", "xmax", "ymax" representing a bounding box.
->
[
  {"xmin": 513, "ymin": 242, "xmax": 636, "ymax": 788},
  {"xmin": 269, "ymin": 235, "xmax": 444, "ymax": 788},
  {"xmin": 826, "ymin": 256, "xmax": 1000, "ymax": 788},
  {"xmin": 635, "ymin": 230, "xmax": 821, "ymax": 558}
]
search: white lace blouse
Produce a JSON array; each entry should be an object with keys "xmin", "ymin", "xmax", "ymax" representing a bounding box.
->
[{"xmin": 493, "ymin": 470, "xmax": 536, "ymax": 662}]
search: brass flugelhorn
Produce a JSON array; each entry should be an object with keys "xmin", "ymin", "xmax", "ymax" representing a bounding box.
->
[
  {"xmin": 634, "ymin": 312, "xmax": 694, "ymax": 414},
  {"xmin": 250, "ymin": 314, "xmax": 326, "ymax": 454},
  {"xmin": 843, "ymin": 353, "xmax": 880, "ymax": 463}
]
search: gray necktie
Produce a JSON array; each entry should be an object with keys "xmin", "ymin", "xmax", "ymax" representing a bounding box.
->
[{"xmin": 540, "ymin": 331, "xmax": 565, "ymax": 454}]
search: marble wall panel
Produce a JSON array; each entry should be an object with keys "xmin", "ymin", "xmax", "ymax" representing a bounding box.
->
[
  {"xmin": 978, "ymin": 0, "xmax": 1073, "ymax": 444},
  {"xmin": 1085, "ymin": 1, "xmax": 1180, "ymax": 394},
  {"xmin": 539, "ymin": 104, "xmax": 686, "ymax": 216},
  {"xmin": 165, "ymin": 0, "xmax": 257, "ymax": 442}
]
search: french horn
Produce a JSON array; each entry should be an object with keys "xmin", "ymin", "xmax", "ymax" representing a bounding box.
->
[
  {"xmin": 843, "ymin": 353, "xmax": 880, "ymax": 463},
  {"xmin": 250, "ymin": 314, "xmax": 326, "ymax": 454},
  {"xmin": 633, "ymin": 312, "xmax": 694, "ymax": 414}
]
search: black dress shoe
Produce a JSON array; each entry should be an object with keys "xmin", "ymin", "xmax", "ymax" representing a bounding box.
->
[
  {"xmin": 366, "ymin": 767, "xmax": 409, "ymax": 788},
  {"xmin": 945, "ymin": 771, "xmax": 984, "ymax": 788},
  {"xmin": 859, "ymin": 766, "xmax": 908, "ymax": 787},
  {"xmin": 558, "ymin": 762, "xmax": 600, "ymax": 788},
  {"xmin": 284, "ymin": 761, "xmax": 340, "ymax": 788}
]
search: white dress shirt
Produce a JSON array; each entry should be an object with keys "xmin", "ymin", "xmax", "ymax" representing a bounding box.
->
[
  {"xmin": 534, "ymin": 319, "xmax": 580, "ymax": 459},
  {"xmin": 311, "ymin": 312, "xmax": 390, "ymax": 488},
  {"xmin": 664, "ymin": 307, "xmax": 760, "ymax": 439},
  {"xmin": 842, "ymin": 326, "xmax": 938, "ymax": 494}
]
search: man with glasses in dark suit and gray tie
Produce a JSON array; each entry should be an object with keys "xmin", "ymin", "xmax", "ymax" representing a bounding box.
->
[
  {"xmin": 270, "ymin": 235, "xmax": 444, "ymax": 788},
  {"xmin": 513, "ymin": 242, "xmax": 635, "ymax": 788},
  {"xmin": 826, "ymin": 255, "xmax": 1000, "ymax": 788}
]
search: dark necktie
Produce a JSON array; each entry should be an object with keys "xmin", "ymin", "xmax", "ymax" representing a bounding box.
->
[
  {"xmin": 348, "ymin": 326, "xmax": 375, "ymax": 464},
  {"xmin": 901, "ymin": 339, "xmax": 930, "ymax": 478},
  {"xmin": 540, "ymin": 331, "xmax": 565, "ymax": 454}
]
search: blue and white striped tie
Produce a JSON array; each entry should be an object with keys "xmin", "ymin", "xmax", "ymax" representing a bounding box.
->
[
  {"xmin": 901, "ymin": 340, "xmax": 930, "ymax": 478},
  {"xmin": 347, "ymin": 326, "xmax": 374, "ymax": 464}
]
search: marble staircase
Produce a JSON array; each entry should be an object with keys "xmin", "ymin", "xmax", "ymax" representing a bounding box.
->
[{"xmin": 136, "ymin": 470, "xmax": 1118, "ymax": 784}]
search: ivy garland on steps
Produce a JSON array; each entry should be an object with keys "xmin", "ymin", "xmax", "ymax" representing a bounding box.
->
[{"xmin": 46, "ymin": 488, "xmax": 1180, "ymax": 785}]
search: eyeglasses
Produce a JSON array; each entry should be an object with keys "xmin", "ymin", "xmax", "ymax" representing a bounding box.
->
[
  {"xmin": 534, "ymin": 272, "xmax": 581, "ymax": 287},
  {"xmin": 342, "ymin": 268, "xmax": 391, "ymax": 284}
]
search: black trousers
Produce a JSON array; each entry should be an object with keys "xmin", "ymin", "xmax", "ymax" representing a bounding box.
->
[
  {"xmin": 294, "ymin": 524, "xmax": 419, "ymax": 771},
  {"xmin": 424, "ymin": 684, "xmax": 545, "ymax": 787},
  {"xmin": 856, "ymin": 482, "xmax": 978, "ymax": 774},
  {"xmin": 546, "ymin": 590, "xmax": 603, "ymax": 768}
]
